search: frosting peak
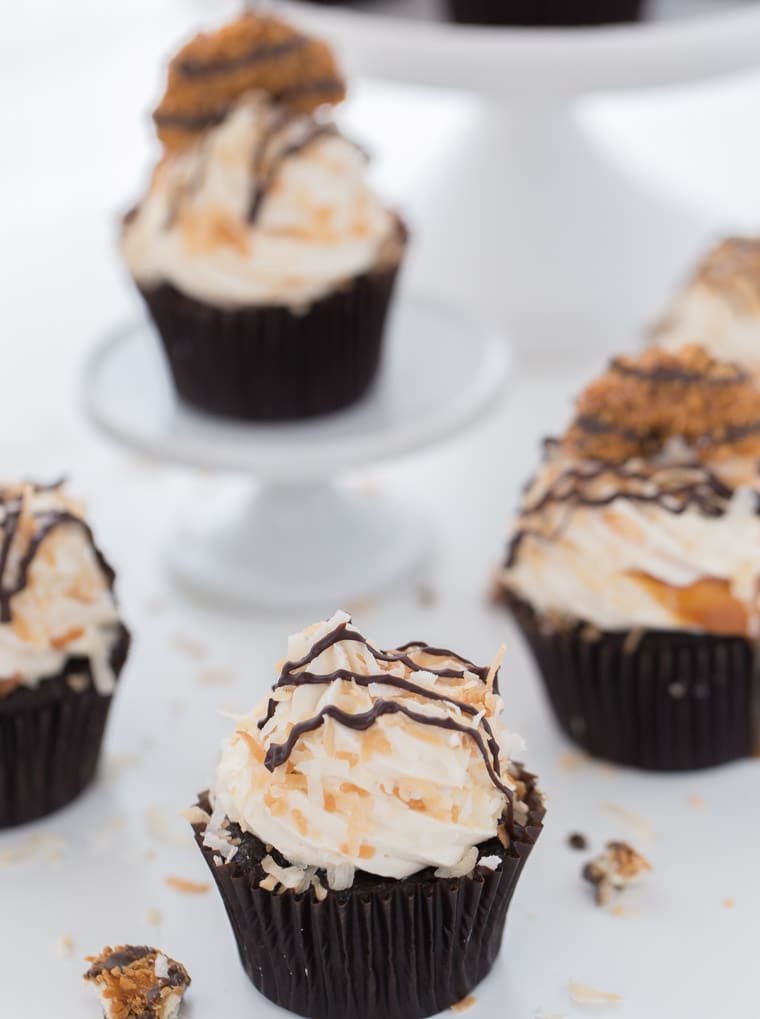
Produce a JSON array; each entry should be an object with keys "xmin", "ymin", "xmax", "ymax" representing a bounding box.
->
[
  {"xmin": 0, "ymin": 482, "xmax": 122, "ymax": 696},
  {"xmin": 209, "ymin": 612, "xmax": 523, "ymax": 888}
]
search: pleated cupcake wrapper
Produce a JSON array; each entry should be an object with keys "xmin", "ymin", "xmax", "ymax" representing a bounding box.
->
[
  {"xmin": 0, "ymin": 624, "xmax": 130, "ymax": 828},
  {"xmin": 448, "ymin": 0, "xmax": 642, "ymax": 25},
  {"xmin": 193, "ymin": 779, "xmax": 544, "ymax": 1019},
  {"xmin": 505, "ymin": 591, "xmax": 754, "ymax": 771},
  {"xmin": 138, "ymin": 240, "xmax": 406, "ymax": 422}
]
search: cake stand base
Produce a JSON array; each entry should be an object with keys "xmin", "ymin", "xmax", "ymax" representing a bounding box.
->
[
  {"xmin": 411, "ymin": 100, "xmax": 707, "ymax": 353},
  {"xmin": 166, "ymin": 482, "xmax": 429, "ymax": 609}
]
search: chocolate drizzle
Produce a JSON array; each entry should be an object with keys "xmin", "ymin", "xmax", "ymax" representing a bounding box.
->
[
  {"xmin": 178, "ymin": 35, "xmax": 308, "ymax": 77},
  {"xmin": 247, "ymin": 119, "xmax": 337, "ymax": 223},
  {"xmin": 255, "ymin": 620, "xmax": 513, "ymax": 818},
  {"xmin": 506, "ymin": 439, "xmax": 753, "ymax": 569},
  {"xmin": 0, "ymin": 490, "xmax": 115, "ymax": 623}
]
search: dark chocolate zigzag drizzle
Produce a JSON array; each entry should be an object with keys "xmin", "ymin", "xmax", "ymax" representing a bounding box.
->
[
  {"xmin": 506, "ymin": 440, "xmax": 753, "ymax": 569},
  {"xmin": 0, "ymin": 493, "xmax": 115, "ymax": 623},
  {"xmin": 256, "ymin": 620, "xmax": 513, "ymax": 819}
]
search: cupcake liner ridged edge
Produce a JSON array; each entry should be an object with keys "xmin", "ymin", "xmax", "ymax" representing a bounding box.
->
[
  {"xmin": 447, "ymin": 0, "xmax": 642, "ymax": 24},
  {"xmin": 0, "ymin": 623, "xmax": 131, "ymax": 828},
  {"xmin": 503, "ymin": 590, "xmax": 754, "ymax": 771},
  {"xmin": 138, "ymin": 225, "xmax": 407, "ymax": 422},
  {"xmin": 192, "ymin": 775, "xmax": 544, "ymax": 1019}
]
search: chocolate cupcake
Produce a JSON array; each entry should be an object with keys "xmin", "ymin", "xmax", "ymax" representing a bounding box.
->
[
  {"xmin": 122, "ymin": 12, "xmax": 406, "ymax": 421},
  {"xmin": 0, "ymin": 482, "xmax": 129, "ymax": 827},
  {"xmin": 190, "ymin": 611, "xmax": 544, "ymax": 1019},
  {"xmin": 653, "ymin": 238, "xmax": 760, "ymax": 383},
  {"xmin": 447, "ymin": 0, "xmax": 643, "ymax": 26},
  {"xmin": 498, "ymin": 345, "xmax": 760, "ymax": 771}
]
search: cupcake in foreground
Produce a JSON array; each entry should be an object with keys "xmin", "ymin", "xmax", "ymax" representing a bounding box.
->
[
  {"xmin": 0, "ymin": 482, "xmax": 129, "ymax": 827},
  {"xmin": 447, "ymin": 0, "xmax": 643, "ymax": 26},
  {"xmin": 84, "ymin": 945, "xmax": 191, "ymax": 1019},
  {"xmin": 498, "ymin": 345, "xmax": 760, "ymax": 771},
  {"xmin": 122, "ymin": 12, "xmax": 406, "ymax": 421},
  {"xmin": 189, "ymin": 611, "xmax": 544, "ymax": 1019},
  {"xmin": 653, "ymin": 238, "xmax": 760, "ymax": 382}
]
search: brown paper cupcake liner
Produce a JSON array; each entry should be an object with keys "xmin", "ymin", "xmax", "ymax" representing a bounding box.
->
[
  {"xmin": 0, "ymin": 624, "xmax": 130, "ymax": 828},
  {"xmin": 448, "ymin": 0, "xmax": 643, "ymax": 25},
  {"xmin": 192, "ymin": 776, "xmax": 544, "ymax": 1019},
  {"xmin": 505, "ymin": 591, "xmax": 754, "ymax": 771},
  {"xmin": 138, "ymin": 227, "xmax": 406, "ymax": 422}
]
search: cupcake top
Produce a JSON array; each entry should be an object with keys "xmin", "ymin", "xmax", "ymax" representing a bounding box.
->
[
  {"xmin": 0, "ymin": 481, "xmax": 121, "ymax": 697},
  {"xmin": 502, "ymin": 346, "xmax": 760, "ymax": 635},
  {"xmin": 122, "ymin": 13, "xmax": 399, "ymax": 310},
  {"xmin": 654, "ymin": 238, "xmax": 760, "ymax": 377},
  {"xmin": 204, "ymin": 611, "xmax": 529, "ymax": 890}
]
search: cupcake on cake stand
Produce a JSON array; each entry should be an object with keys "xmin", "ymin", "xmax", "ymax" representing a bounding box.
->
[
  {"xmin": 279, "ymin": 0, "xmax": 760, "ymax": 351},
  {"xmin": 82, "ymin": 296, "xmax": 509, "ymax": 608}
]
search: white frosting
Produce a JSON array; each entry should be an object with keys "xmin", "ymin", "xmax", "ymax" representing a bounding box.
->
[
  {"xmin": 655, "ymin": 287, "xmax": 760, "ymax": 380},
  {"xmin": 504, "ymin": 449, "xmax": 760, "ymax": 634},
  {"xmin": 0, "ymin": 484, "xmax": 122, "ymax": 695},
  {"xmin": 209, "ymin": 611, "xmax": 519, "ymax": 887},
  {"xmin": 122, "ymin": 95, "xmax": 397, "ymax": 309}
]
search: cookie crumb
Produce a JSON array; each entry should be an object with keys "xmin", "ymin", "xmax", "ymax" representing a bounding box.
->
[
  {"xmin": 583, "ymin": 841, "xmax": 652, "ymax": 907},
  {"xmin": 165, "ymin": 875, "xmax": 210, "ymax": 895},
  {"xmin": 567, "ymin": 832, "xmax": 588, "ymax": 851},
  {"xmin": 145, "ymin": 908, "xmax": 163, "ymax": 926},
  {"xmin": 723, "ymin": 897, "xmax": 736, "ymax": 909},
  {"xmin": 451, "ymin": 995, "xmax": 477, "ymax": 1013},
  {"xmin": 84, "ymin": 945, "xmax": 190, "ymax": 1018},
  {"xmin": 568, "ymin": 979, "xmax": 623, "ymax": 1006},
  {"xmin": 688, "ymin": 794, "xmax": 705, "ymax": 809}
]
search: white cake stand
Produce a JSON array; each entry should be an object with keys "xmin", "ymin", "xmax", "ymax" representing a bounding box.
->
[
  {"xmin": 280, "ymin": 0, "xmax": 760, "ymax": 351},
  {"xmin": 82, "ymin": 295, "xmax": 509, "ymax": 608}
]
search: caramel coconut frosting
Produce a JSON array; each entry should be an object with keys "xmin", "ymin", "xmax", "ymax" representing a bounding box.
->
[
  {"xmin": 202, "ymin": 611, "xmax": 531, "ymax": 891},
  {"xmin": 501, "ymin": 345, "xmax": 760, "ymax": 635},
  {"xmin": 122, "ymin": 13, "xmax": 399, "ymax": 310},
  {"xmin": 654, "ymin": 238, "xmax": 760, "ymax": 379},
  {"xmin": 0, "ymin": 481, "xmax": 122, "ymax": 697}
]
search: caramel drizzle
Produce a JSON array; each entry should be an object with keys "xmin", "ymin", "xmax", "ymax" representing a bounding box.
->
[
  {"xmin": 506, "ymin": 441, "xmax": 748, "ymax": 569},
  {"xmin": 0, "ymin": 492, "xmax": 114, "ymax": 623},
  {"xmin": 256, "ymin": 621, "xmax": 513, "ymax": 816}
]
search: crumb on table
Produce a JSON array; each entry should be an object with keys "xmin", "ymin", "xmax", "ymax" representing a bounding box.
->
[
  {"xmin": 583, "ymin": 840, "xmax": 652, "ymax": 907},
  {"xmin": 84, "ymin": 945, "xmax": 190, "ymax": 1019}
]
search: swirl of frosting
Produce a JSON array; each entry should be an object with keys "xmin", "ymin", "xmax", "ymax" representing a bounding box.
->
[
  {"xmin": 565, "ymin": 344, "xmax": 760, "ymax": 463},
  {"xmin": 208, "ymin": 612, "xmax": 525, "ymax": 889},
  {"xmin": 654, "ymin": 238, "xmax": 760, "ymax": 380},
  {"xmin": 0, "ymin": 482, "xmax": 122, "ymax": 697},
  {"xmin": 502, "ymin": 346, "xmax": 760, "ymax": 635},
  {"xmin": 153, "ymin": 13, "xmax": 346, "ymax": 152},
  {"xmin": 122, "ymin": 94, "xmax": 399, "ymax": 309}
]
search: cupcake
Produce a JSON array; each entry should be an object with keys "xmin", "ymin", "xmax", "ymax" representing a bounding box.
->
[
  {"xmin": 447, "ymin": 0, "xmax": 643, "ymax": 26},
  {"xmin": 498, "ymin": 345, "xmax": 760, "ymax": 771},
  {"xmin": 653, "ymin": 238, "xmax": 760, "ymax": 382},
  {"xmin": 189, "ymin": 611, "xmax": 544, "ymax": 1019},
  {"xmin": 0, "ymin": 482, "xmax": 129, "ymax": 827},
  {"xmin": 122, "ymin": 12, "xmax": 406, "ymax": 421}
]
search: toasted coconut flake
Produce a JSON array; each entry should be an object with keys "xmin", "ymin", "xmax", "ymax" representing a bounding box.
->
[
  {"xmin": 169, "ymin": 631, "xmax": 207, "ymax": 660},
  {"xmin": 603, "ymin": 803, "xmax": 654, "ymax": 841},
  {"xmin": 688, "ymin": 794, "xmax": 705, "ymax": 809},
  {"xmin": 450, "ymin": 995, "xmax": 477, "ymax": 1013},
  {"xmin": 478, "ymin": 854, "xmax": 502, "ymax": 871},
  {"xmin": 182, "ymin": 806, "xmax": 211, "ymax": 826},
  {"xmin": 485, "ymin": 644, "xmax": 506, "ymax": 694},
  {"xmin": 197, "ymin": 666, "xmax": 235, "ymax": 686},
  {"xmin": 568, "ymin": 979, "xmax": 623, "ymax": 1005},
  {"xmin": 55, "ymin": 933, "xmax": 74, "ymax": 958},
  {"xmin": 165, "ymin": 875, "xmax": 210, "ymax": 895},
  {"xmin": 435, "ymin": 846, "xmax": 478, "ymax": 879},
  {"xmin": 723, "ymin": 897, "xmax": 736, "ymax": 909},
  {"xmin": 145, "ymin": 908, "xmax": 163, "ymax": 926},
  {"xmin": 146, "ymin": 806, "xmax": 193, "ymax": 850}
]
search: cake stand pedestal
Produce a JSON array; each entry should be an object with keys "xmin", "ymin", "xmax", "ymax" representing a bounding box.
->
[
  {"xmin": 282, "ymin": 0, "xmax": 760, "ymax": 350},
  {"xmin": 82, "ymin": 295, "xmax": 509, "ymax": 608}
]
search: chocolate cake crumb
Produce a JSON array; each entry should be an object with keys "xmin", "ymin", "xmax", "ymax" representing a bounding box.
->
[
  {"xmin": 567, "ymin": 832, "xmax": 588, "ymax": 851},
  {"xmin": 84, "ymin": 945, "xmax": 190, "ymax": 1019},
  {"xmin": 583, "ymin": 840, "xmax": 651, "ymax": 907}
]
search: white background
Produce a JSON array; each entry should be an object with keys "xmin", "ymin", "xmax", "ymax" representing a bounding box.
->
[{"xmin": 2, "ymin": 2, "xmax": 760, "ymax": 1016}]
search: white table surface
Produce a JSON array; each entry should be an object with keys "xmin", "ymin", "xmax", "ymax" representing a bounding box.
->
[{"xmin": 2, "ymin": 2, "xmax": 760, "ymax": 1016}]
